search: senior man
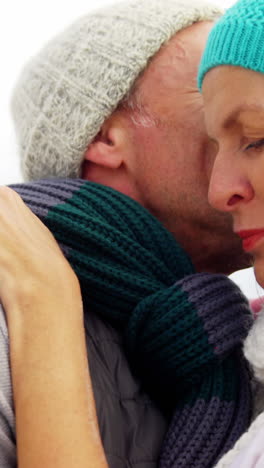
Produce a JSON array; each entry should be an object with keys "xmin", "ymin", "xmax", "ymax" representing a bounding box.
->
[
  {"xmin": 12, "ymin": 0, "xmax": 248, "ymax": 276},
  {"xmin": 0, "ymin": 0, "xmax": 252, "ymax": 467}
]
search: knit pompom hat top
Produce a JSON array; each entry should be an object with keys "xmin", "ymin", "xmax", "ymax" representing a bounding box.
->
[
  {"xmin": 12, "ymin": 0, "xmax": 222, "ymax": 181},
  {"xmin": 198, "ymin": 0, "xmax": 264, "ymax": 90}
]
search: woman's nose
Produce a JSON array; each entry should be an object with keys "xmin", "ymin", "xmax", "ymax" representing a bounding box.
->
[{"xmin": 208, "ymin": 151, "xmax": 254, "ymax": 213}]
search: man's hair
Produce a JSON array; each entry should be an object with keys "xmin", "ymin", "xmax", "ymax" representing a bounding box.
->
[
  {"xmin": 122, "ymin": 98, "xmax": 157, "ymax": 129},
  {"xmin": 11, "ymin": 0, "xmax": 222, "ymax": 181},
  {"xmin": 120, "ymin": 77, "xmax": 158, "ymax": 128}
]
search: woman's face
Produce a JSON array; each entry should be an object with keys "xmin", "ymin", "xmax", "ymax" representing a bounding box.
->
[{"xmin": 202, "ymin": 65, "xmax": 264, "ymax": 286}]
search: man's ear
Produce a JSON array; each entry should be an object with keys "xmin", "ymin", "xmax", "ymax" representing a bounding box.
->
[
  {"xmin": 81, "ymin": 110, "xmax": 142, "ymax": 202},
  {"xmin": 83, "ymin": 113, "xmax": 127, "ymax": 170}
]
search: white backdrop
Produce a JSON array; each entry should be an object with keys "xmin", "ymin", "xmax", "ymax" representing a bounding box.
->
[{"xmin": 0, "ymin": 0, "xmax": 261, "ymax": 298}]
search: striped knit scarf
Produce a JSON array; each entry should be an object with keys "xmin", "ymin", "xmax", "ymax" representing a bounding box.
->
[{"xmin": 11, "ymin": 178, "xmax": 253, "ymax": 468}]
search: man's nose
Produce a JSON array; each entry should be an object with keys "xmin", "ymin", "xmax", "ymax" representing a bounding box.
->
[{"xmin": 208, "ymin": 151, "xmax": 254, "ymax": 213}]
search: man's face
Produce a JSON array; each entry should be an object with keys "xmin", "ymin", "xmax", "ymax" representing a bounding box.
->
[{"xmin": 124, "ymin": 22, "xmax": 251, "ymax": 274}]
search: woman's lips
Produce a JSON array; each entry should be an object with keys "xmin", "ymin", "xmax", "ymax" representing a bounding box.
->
[{"xmin": 236, "ymin": 229, "xmax": 264, "ymax": 252}]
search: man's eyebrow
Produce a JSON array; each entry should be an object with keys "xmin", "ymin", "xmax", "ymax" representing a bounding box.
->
[{"xmin": 223, "ymin": 103, "xmax": 264, "ymax": 128}]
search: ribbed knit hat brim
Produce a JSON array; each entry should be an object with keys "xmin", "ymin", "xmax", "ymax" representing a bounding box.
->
[
  {"xmin": 11, "ymin": 0, "xmax": 222, "ymax": 181},
  {"xmin": 198, "ymin": 0, "xmax": 264, "ymax": 90}
]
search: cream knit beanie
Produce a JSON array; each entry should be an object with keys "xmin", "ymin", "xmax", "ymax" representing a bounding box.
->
[{"xmin": 12, "ymin": 0, "xmax": 222, "ymax": 181}]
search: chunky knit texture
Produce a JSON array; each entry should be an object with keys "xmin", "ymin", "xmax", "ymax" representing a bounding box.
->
[
  {"xmin": 10, "ymin": 178, "xmax": 253, "ymax": 467},
  {"xmin": 11, "ymin": 0, "xmax": 222, "ymax": 181},
  {"xmin": 198, "ymin": 0, "xmax": 264, "ymax": 90}
]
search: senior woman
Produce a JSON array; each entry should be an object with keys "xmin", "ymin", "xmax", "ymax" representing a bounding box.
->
[{"xmin": 199, "ymin": 0, "xmax": 264, "ymax": 466}]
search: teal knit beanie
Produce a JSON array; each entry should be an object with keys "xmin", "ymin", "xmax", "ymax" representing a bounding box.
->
[{"xmin": 198, "ymin": 0, "xmax": 264, "ymax": 90}]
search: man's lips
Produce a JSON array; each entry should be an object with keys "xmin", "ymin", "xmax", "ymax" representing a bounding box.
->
[{"xmin": 236, "ymin": 229, "xmax": 264, "ymax": 252}]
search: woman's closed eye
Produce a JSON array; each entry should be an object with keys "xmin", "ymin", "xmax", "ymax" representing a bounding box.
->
[{"xmin": 245, "ymin": 138, "xmax": 264, "ymax": 151}]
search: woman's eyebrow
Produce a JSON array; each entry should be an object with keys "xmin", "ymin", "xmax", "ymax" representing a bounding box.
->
[{"xmin": 223, "ymin": 103, "xmax": 264, "ymax": 129}]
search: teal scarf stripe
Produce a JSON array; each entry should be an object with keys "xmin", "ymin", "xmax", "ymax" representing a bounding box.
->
[
  {"xmin": 176, "ymin": 353, "xmax": 247, "ymax": 405},
  {"xmin": 10, "ymin": 179, "xmax": 253, "ymax": 467},
  {"xmin": 125, "ymin": 285, "xmax": 216, "ymax": 397}
]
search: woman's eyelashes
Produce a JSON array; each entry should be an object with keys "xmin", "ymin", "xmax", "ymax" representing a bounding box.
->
[{"xmin": 245, "ymin": 138, "xmax": 264, "ymax": 152}]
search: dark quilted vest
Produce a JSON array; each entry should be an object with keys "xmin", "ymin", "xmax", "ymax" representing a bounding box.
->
[{"xmin": 84, "ymin": 311, "xmax": 168, "ymax": 468}]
